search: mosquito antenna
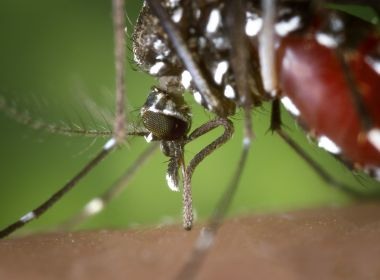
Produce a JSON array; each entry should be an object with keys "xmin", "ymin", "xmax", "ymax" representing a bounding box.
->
[
  {"xmin": 59, "ymin": 142, "xmax": 159, "ymax": 230},
  {"xmin": 112, "ymin": 0, "xmax": 127, "ymax": 143},
  {"xmin": 0, "ymin": 96, "xmax": 114, "ymax": 137}
]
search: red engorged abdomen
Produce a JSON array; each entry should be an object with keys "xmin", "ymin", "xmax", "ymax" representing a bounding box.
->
[{"xmin": 277, "ymin": 35, "xmax": 380, "ymax": 167}]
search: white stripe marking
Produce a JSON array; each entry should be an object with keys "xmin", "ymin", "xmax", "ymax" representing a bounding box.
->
[
  {"xmin": 366, "ymin": 56, "xmax": 380, "ymax": 75},
  {"xmin": 181, "ymin": 70, "xmax": 192, "ymax": 89},
  {"xmin": 206, "ymin": 9, "xmax": 221, "ymax": 33},
  {"xmin": 245, "ymin": 12, "xmax": 262, "ymax": 37},
  {"xmin": 214, "ymin": 61, "xmax": 228, "ymax": 85},
  {"xmin": 193, "ymin": 91, "xmax": 203, "ymax": 105},
  {"xmin": 166, "ymin": 173, "xmax": 179, "ymax": 192},
  {"xmin": 318, "ymin": 135, "xmax": 341, "ymax": 154},
  {"xmin": 281, "ymin": 96, "xmax": 300, "ymax": 116},
  {"xmin": 316, "ymin": 33, "xmax": 338, "ymax": 48},
  {"xmin": 144, "ymin": 133, "xmax": 154, "ymax": 143},
  {"xmin": 275, "ymin": 16, "xmax": 301, "ymax": 37},
  {"xmin": 224, "ymin": 85, "xmax": 236, "ymax": 99},
  {"xmin": 368, "ymin": 128, "xmax": 380, "ymax": 152},
  {"xmin": 149, "ymin": 62, "xmax": 165, "ymax": 75},
  {"xmin": 172, "ymin": 7, "xmax": 183, "ymax": 23},
  {"xmin": 104, "ymin": 138, "xmax": 116, "ymax": 150},
  {"xmin": 84, "ymin": 198, "xmax": 104, "ymax": 215},
  {"xmin": 20, "ymin": 212, "xmax": 36, "ymax": 223}
]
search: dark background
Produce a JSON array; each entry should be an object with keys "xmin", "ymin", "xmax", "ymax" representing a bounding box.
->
[{"xmin": 0, "ymin": 1, "xmax": 378, "ymax": 235}]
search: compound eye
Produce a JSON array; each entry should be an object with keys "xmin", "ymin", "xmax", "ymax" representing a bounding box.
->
[
  {"xmin": 140, "ymin": 87, "xmax": 191, "ymax": 140},
  {"xmin": 142, "ymin": 110, "xmax": 189, "ymax": 140}
]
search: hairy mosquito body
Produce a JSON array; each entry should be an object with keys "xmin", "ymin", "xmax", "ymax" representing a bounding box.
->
[{"xmin": 1, "ymin": 3, "xmax": 380, "ymax": 279}]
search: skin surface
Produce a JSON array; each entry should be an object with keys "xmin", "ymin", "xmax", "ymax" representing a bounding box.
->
[{"xmin": 1, "ymin": 202, "xmax": 380, "ymax": 280}]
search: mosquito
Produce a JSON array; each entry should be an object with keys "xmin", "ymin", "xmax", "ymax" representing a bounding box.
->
[{"xmin": 0, "ymin": 0, "xmax": 380, "ymax": 279}]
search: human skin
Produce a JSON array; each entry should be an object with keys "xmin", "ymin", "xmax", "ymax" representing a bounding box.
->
[{"xmin": 1, "ymin": 202, "xmax": 380, "ymax": 280}]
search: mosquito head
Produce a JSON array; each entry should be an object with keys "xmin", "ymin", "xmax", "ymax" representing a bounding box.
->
[{"xmin": 140, "ymin": 86, "xmax": 191, "ymax": 141}]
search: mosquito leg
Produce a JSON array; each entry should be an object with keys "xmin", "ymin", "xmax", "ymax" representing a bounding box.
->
[
  {"xmin": 112, "ymin": 0, "xmax": 127, "ymax": 143},
  {"xmin": 271, "ymin": 99, "xmax": 377, "ymax": 198},
  {"xmin": 58, "ymin": 142, "xmax": 159, "ymax": 230},
  {"xmin": 0, "ymin": 138, "xmax": 118, "ymax": 239},
  {"xmin": 259, "ymin": 0, "xmax": 279, "ymax": 97}
]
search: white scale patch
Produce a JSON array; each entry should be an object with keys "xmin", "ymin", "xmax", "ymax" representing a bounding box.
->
[
  {"xmin": 193, "ymin": 91, "xmax": 203, "ymax": 105},
  {"xmin": 20, "ymin": 211, "xmax": 36, "ymax": 223},
  {"xmin": 211, "ymin": 37, "xmax": 226, "ymax": 49},
  {"xmin": 153, "ymin": 39, "xmax": 165, "ymax": 51},
  {"xmin": 281, "ymin": 96, "xmax": 300, "ymax": 116},
  {"xmin": 213, "ymin": 61, "xmax": 228, "ymax": 85},
  {"xmin": 163, "ymin": 108, "xmax": 178, "ymax": 117},
  {"xmin": 84, "ymin": 198, "xmax": 104, "ymax": 215},
  {"xmin": 144, "ymin": 132, "xmax": 154, "ymax": 143},
  {"xmin": 317, "ymin": 135, "xmax": 341, "ymax": 154},
  {"xmin": 206, "ymin": 9, "xmax": 221, "ymax": 33},
  {"xmin": 149, "ymin": 61, "xmax": 165, "ymax": 75},
  {"xmin": 146, "ymin": 95, "xmax": 189, "ymax": 124},
  {"xmin": 315, "ymin": 32, "xmax": 338, "ymax": 48},
  {"xmin": 368, "ymin": 128, "xmax": 380, "ymax": 152},
  {"xmin": 224, "ymin": 84, "xmax": 236, "ymax": 99},
  {"xmin": 104, "ymin": 137, "xmax": 116, "ymax": 150},
  {"xmin": 166, "ymin": 173, "xmax": 179, "ymax": 192},
  {"xmin": 275, "ymin": 16, "xmax": 301, "ymax": 37},
  {"xmin": 168, "ymin": 0, "xmax": 180, "ymax": 8},
  {"xmin": 365, "ymin": 56, "xmax": 380, "ymax": 75},
  {"xmin": 181, "ymin": 70, "xmax": 192, "ymax": 89},
  {"xmin": 243, "ymin": 136, "xmax": 251, "ymax": 148},
  {"xmin": 245, "ymin": 12, "xmax": 262, "ymax": 37},
  {"xmin": 172, "ymin": 7, "xmax": 183, "ymax": 23}
]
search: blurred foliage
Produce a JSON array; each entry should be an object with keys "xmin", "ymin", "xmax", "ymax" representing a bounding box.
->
[{"xmin": 0, "ymin": 0, "xmax": 378, "ymax": 236}]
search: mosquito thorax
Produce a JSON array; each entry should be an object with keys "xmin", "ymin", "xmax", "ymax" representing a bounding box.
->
[
  {"xmin": 140, "ymin": 87, "xmax": 191, "ymax": 142},
  {"xmin": 133, "ymin": 0, "xmax": 252, "ymax": 117},
  {"xmin": 134, "ymin": 1, "xmax": 380, "ymax": 180}
]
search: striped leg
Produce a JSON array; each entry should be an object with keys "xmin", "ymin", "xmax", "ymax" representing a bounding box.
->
[
  {"xmin": 270, "ymin": 99, "xmax": 380, "ymax": 198},
  {"xmin": 0, "ymin": 138, "xmax": 117, "ymax": 239}
]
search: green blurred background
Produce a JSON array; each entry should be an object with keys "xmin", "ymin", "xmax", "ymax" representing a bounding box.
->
[{"xmin": 0, "ymin": 0, "xmax": 379, "ymax": 235}]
